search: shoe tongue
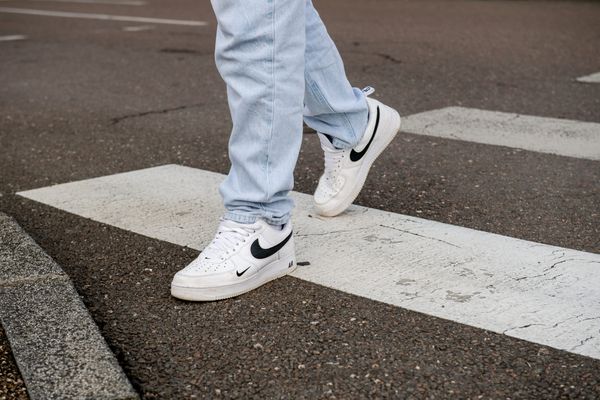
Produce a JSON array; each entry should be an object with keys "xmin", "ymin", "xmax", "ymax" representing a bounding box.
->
[
  {"xmin": 219, "ymin": 218, "xmax": 240, "ymax": 228},
  {"xmin": 219, "ymin": 218, "xmax": 260, "ymax": 230},
  {"xmin": 318, "ymin": 133, "xmax": 337, "ymax": 150}
]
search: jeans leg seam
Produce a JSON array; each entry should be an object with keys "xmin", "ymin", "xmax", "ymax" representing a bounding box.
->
[
  {"xmin": 306, "ymin": 75, "xmax": 334, "ymax": 114},
  {"xmin": 307, "ymin": 75, "xmax": 358, "ymax": 144},
  {"xmin": 265, "ymin": 1, "xmax": 276, "ymax": 203}
]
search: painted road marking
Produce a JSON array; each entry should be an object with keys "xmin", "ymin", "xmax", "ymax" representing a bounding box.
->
[
  {"xmin": 0, "ymin": 34, "xmax": 26, "ymax": 41},
  {"xmin": 0, "ymin": 7, "xmax": 207, "ymax": 26},
  {"xmin": 17, "ymin": 165, "xmax": 600, "ymax": 359},
  {"xmin": 577, "ymin": 72, "xmax": 600, "ymax": 84},
  {"xmin": 402, "ymin": 107, "xmax": 600, "ymax": 160},
  {"xmin": 31, "ymin": 0, "xmax": 146, "ymax": 5},
  {"xmin": 122, "ymin": 25, "xmax": 153, "ymax": 32}
]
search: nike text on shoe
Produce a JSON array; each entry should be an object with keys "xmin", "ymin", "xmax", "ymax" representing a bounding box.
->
[
  {"xmin": 314, "ymin": 91, "xmax": 401, "ymax": 217},
  {"xmin": 171, "ymin": 219, "xmax": 296, "ymax": 301}
]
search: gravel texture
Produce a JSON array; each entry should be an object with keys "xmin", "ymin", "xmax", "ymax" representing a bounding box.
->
[
  {"xmin": 0, "ymin": 326, "xmax": 28, "ymax": 400},
  {"xmin": 0, "ymin": 0, "xmax": 598, "ymax": 398}
]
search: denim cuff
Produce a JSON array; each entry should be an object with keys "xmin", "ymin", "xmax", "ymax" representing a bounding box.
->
[{"xmin": 223, "ymin": 211, "xmax": 290, "ymax": 226}]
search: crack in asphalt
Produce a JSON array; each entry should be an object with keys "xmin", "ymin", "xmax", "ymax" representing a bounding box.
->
[
  {"xmin": 543, "ymin": 258, "xmax": 577, "ymax": 273},
  {"xmin": 110, "ymin": 103, "xmax": 204, "ymax": 125},
  {"xmin": 160, "ymin": 48, "xmax": 209, "ymax": 55},
  {"xmin": 570, "ymin": 336, "xmax": 594, "ymax": 351},
  {"xmin": 295, "ymin": 226, "xmax": 371, "ymax": 237},
  {"xmin": 375, "ymin": 52, "xmax": 402, "ymax": 64},
  {"xmin": 512, "ymin": 256, "xmax": 599, "ymax": 282},
  {"xmin": 502, "ymin": 323, "xmax": 546, "ymax": 335},
  {"xmin": 551, "ymin": 314, "xmax": 584, "ymax": 328},
  {"xmin": 344, "ymin": 50, "xmax": 402, "ymax": 72},
  {"xmin": 379, "ymin": 223, "xmax": 461, "ymax": 248}
]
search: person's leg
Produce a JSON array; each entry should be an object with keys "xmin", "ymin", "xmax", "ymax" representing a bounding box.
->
[
  {"xmin": 213, "ymin": 0, "xmax": 306, "ymax": 226},
  {"xmin": 171, "ymin": 1, "xmax": 305, "ymax": 301},
  {"xmin": 303, "ymin": 0, "xmax": 369, "ymax": 150},
  {"xmin": 303, "ymin": 0, "xmax": 401, "ymax": 217}
]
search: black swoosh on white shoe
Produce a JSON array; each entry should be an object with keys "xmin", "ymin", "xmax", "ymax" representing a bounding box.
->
[
  {"xmin": 236, "ymin": 266, "xmax": 251, "ymax": 277},
  {"xmin": 250, "ymin": 231, "xmax": 293, "ymax": 259},
  {"xmin": 349, "ymin": 106, "xmax": 380, "ymax": 162}
]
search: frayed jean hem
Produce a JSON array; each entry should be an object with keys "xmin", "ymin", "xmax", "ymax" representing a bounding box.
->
[{"xmin": 223, "ymin": 211, "xmax": 290, "ymax": 226}]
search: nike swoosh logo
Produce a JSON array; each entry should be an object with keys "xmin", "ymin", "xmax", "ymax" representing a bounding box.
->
[
  {"xmin": 350, "ymin": 106, "xmax": 380, "ymax": 162},
  {"xmin": 250, "ymin": 230, "xmax": 293, "ymax": 259},
  {"xmin": 236, "ymin": 266, "xmax": 251, "ymax": 277}
]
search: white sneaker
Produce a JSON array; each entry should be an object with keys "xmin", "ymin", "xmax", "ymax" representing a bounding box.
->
[
  {"xmin": 171, "ymin": 218, "xmax": 296, "ymax": 301},
  {"xmin": 314, "ymin": 90, "xmax": 401, "ymax": 217}
]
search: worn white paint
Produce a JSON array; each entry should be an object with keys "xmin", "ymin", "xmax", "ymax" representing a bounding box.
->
[
  {"xmin": 32, "ymin": 0, "xmax": 146, "ymax": 5},
  {"xmin": 0, "ymin": 34, "xmax": 26, "ymax": 41},
  {"xmin": 122, "ymin": 25, "xmax": 153, "ymax": 32},
  {"xmin": 17, "ymin": 165, "xmax": 600, "ymax": 359},
  {"xmin": 402, "ymin": 107, "xmax": 600, "ymax": 160},
  {"xmin": 0, "ymin": 7, "xmax": 207, "ymax": 26},
  {"xmin": 577, "ymin": 72, "xmax": 600, "ymax": 84}
]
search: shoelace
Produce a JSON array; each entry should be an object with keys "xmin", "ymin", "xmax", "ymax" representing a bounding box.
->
[
  {"xmin": 323, "ymin": 146, "xmax": 346, "ymax": 182},
  {"xmin": 202, "ymin": 222, "xmax": 257, "ymax": 261}
]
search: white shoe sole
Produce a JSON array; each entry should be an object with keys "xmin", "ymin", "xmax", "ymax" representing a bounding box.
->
[
  {"xmin": 170, "ymin": 255, "xmax": 296, "ymax": 301},
  {"xmin": 315, "ymin": 104, "xmax": 401, "ymax": 217}
]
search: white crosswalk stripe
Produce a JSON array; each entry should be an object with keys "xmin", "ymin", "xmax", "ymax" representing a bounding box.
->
[
  {"xmin": 402, "ymin": 107, "xmax": 600, "ymax": 160},
  {"xmin": 0, "ymin": 7, "xmax": 207, "ymax": 26},
  {"xmin": 0, "ymin": 34, "xmax": 26, "ymax": 41},
  {"xmin": 27, "ymin": 0, "xmax": 146, "ymax": 5},
  {"xmin": 577, "ymin": 72, "xmax": 600, "ymax": 84},
  {"xmin": 17, "ymin": 164, "xmax": 600, "ymax": 360}
]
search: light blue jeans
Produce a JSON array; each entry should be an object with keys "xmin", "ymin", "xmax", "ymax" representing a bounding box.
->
[{"xmin": 212, "ymin": 0, "xmax": 368, "ymax": 225}]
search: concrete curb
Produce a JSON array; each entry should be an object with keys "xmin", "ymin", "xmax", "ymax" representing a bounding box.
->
[{"xmin": 0, "ymin": 213, "xmax": 138, "ymax": 400}]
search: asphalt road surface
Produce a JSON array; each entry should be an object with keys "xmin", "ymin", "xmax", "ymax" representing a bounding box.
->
[{"xmin": 1, "ymin": 0, "xmax": 599, "ymax": 398}]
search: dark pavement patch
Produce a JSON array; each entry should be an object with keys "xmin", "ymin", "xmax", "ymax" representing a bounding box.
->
[
  {"xmin": 0, "ymin": 325, "xmax": 28, "ymax": 400},
  {"xmin": 3, "ymin": 200, "xmax": 599, "ymax": 399},
  {"xmin": 0, "ymin": 214, "xmax": 138, "ymax": 400}
]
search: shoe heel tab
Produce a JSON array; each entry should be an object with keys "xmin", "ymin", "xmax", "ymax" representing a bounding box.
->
[{"xmin": 362, "ymin": 86, "xmax": 375, "ymax": 96}]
